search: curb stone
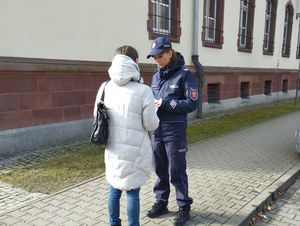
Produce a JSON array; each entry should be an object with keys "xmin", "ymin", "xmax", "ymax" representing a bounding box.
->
[{"xmin": 225, "ymin": 162, "xmax": 300, "ymax": 226}]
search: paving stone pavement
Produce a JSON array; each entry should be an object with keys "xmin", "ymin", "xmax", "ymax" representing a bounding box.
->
[
  {"xmin": 253, "ymin": 177, "xmax": 300, "ymax": 226},
  {"xmin": 0, "ymin": 111, "xmax": 300, "ymax": 226}
]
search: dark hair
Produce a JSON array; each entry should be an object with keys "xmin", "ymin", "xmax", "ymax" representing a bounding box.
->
[
  {"xmin": 116, "ymin": 45, "xmax": 139, "ymax": 62},
  {"xmin": 162, "ymin": 48, "xmax": 177, "ymax": 62},
  {"xmin": 169, "ymin": 49, "xmax": 177, "ymax": 62}
]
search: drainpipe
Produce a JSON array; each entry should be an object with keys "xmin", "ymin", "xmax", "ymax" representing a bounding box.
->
[
  {"xmin": 296, "ymin": 14, "xmax": 300, "ymax": 107},
  {"xmin": 192, "ymin": 0, "xmax": 205, "ymax": 118}
]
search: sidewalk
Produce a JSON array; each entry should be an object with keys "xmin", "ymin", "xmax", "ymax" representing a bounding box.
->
[
  {"xmin": 254, "ymin": 177, "xmax": 300, "ymax": 226},
  {"xmin": 1, "ymin": 111, "xmax": 300, "ymax": 226}
]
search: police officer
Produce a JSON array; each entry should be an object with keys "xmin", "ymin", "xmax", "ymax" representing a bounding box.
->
[{"xmin": 146, "ymin": 36, "xmax": 199, "ymax": 226}]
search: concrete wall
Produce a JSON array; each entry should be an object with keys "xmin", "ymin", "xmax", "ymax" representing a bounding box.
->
[
  {"xmin": 1, "ymin": 0, "xmax": 299, "ymax": 69},
  {"xmin": 0, "ymin": 119, "xmax": 92, "ymax": 157},
  {"xmin": 0, "ymin": 0, "xmax": 150, "ymax": 62}
]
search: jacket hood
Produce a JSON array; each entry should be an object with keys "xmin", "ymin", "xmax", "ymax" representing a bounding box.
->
[{"xmin": 108, "ymin": 54, "xmax": 141, "ymax": 86}]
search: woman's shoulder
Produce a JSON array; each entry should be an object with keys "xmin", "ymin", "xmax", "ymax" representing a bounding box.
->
[
  {"xmin": 128, "ymin": 83, "xmax": 153, "ymax": 99},
  {"xmin": 132, "ymin": 81, "xmax": 152, "ymax": 91}
]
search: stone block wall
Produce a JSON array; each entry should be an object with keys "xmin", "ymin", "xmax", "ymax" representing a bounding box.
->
[
  {"xmin": 0, "ymin": 57, "xmax": 298, "ymax": 132},
  {"xmin": 0, "ymin": 58, "xmax": 109, "ymax": 131}
]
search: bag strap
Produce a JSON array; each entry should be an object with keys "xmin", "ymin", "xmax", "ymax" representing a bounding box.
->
[{"xmin": 100, "ymin": 80, "xmax": 110, "ymax": 102}]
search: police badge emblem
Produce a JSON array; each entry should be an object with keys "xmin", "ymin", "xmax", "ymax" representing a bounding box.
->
[
  {"xmin": 189, "ymin": 88, "xmax": 198, "ymax": 101},
  {"xmin": 170, "ymin": 99, "xmax": 177, "ymax": 109}
]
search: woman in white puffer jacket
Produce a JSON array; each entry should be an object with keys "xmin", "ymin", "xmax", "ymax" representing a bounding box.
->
[{"xmin": 93, "ymin": 46, "xmax": 159, "ymax": 226}]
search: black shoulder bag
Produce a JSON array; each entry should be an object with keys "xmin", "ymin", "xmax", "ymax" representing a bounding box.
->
[{"xmin": 90, "ymin": 81, "xmax": 110, "ymax": 145}]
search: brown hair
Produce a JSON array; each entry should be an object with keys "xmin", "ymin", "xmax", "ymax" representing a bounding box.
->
[
  {"xmin": 169, "ymin": 49, "xmax": 177, "ymax": 62},
  {"xmin": 163, "ymin": 48, "xmax": 177, "ymax": 63},
  {"xmin": 116, "ymin": 45, "xmax": 139, "ymax": 62}
]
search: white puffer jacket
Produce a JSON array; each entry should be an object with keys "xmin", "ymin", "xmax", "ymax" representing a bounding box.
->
[{"xmin": 94, "ymin": 54, "xmax": 159, "ymax": 191}]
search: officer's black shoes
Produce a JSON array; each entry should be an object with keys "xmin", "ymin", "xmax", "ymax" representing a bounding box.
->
[
  {"xmin": 147, "ymin": 201, "xmax": 169, "ymax": 218},
  {"xmin": 173, "ymin": 205, "xmax": 191, "ymax": 226}
]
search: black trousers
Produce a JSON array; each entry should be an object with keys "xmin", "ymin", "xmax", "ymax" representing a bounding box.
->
[{"xmin": 151, "ymin": 139, "xmax": 193, "ymax": 207}]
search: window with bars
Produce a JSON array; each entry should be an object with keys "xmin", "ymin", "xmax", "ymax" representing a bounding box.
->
[
  {"xmin": 263, "ymin": 0, "xmax": 277, "ymax": 55},
  {"xmin": 282, "ymin": 79, "xmax": 288, "ymax": 93},
  {"xmin": 202, "ymin": 0, "xmax": 224, "ymax": 48},
  {"xmin": 264, "ymin": 80, "xmax": 272, "ymax": 95},
  {"xmin": 240, "ymin": 82, "xmax": 250, "ymax": 99},
  {"xmin": 297, "ymin": 22, "xmax": 300, "ymax": 59},
  {"xmin": 282, "ymin": 2, "xmax": 294, "ymax": 57},
  {"xmin": 238, "ymin": 0, "xmax": 255, "ymax": 52},
  {"xmin": 147, "ymin": 0, "xmax": 181, "ymax": 42},
  {"xmin": 207, "ymin": 83, "xmax": 221, "ymax": 103}
]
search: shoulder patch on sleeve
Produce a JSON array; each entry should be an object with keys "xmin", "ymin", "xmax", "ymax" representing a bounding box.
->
[{"xmin": 189, "ymin": 88, "xmax": 198, "ymax": 101}]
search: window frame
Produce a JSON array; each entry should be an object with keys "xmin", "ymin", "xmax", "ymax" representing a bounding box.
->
[
  {"xmin": 240, "ymin": 81, "xmax": 250, "ymax": 99},
  {"xmin": 147, "ymin": 0, "xmax": 181, "ymax": 42},
  {"xmin": 237, "ymin": 0, "xmax": 256, "ymax": 52},
  {"xmin": 282, "ymin": 79, "xmax": 288, "ymax": 93},
  {"xmin": 205, "ymin": 0, "xmax": 217, "ymax": 42},
  {"xmin": 263, "ymin": 0, "xmax": 277, "ymax": 55},
  {"xmin": 296, "ymin": 20, "xmax": 300, "ymax": 59},
  {"xmin": 264, "ymin": 80, "xmax": 272, "ymax": 95},
  {"xmin": 281, "ymin": 2, "xmax": 294, "ymax": 57},
  {"xmin": 152, "ymin": 0, "xmax": 171, "ymax": 35},
  {"xmin": 207, "ymin": 83, "xmax": 221, "ymax": 104},
  {"xmin": 202, "ymin": 0, "xmax": 224, "ymax": 48}
]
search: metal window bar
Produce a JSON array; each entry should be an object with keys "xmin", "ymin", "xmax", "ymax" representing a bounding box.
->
[
  {"xmin": 238, "ymin": 33, "xmax": 253, "ymax": 48},
  {"xmin": 207, "ymin": 83, "xmax": 220, "ymax": 103},
  {"xmin": 263, "ymin": 32, "xmax": 275, "ymax": 52},
  {"xmin": 151, "ymin": 14, "xmax": 179, "ymax": 36},
  {"xmin": 282, "ymin": 7, "xmax": 293, "ymax": 55},
  {"xmin": 264, "ymin": 80, "xmax": 272, "ymax": 95},
  {"xmin": 153, "ymin": 15, "xmax": 171, "ymax": 35},
  {"xmin": 239, "ymin": 0, "xmax": 255, "ymax": 48},
  {"xmin": 297, "ymin": 23, "xmax": 300, "ymax": 57},
  {"xmin": 239, "ymin": 4, "xmax": 248, "ymax": 47},
  {"xmin": 263, "ymin": 0, "xmax": 272, "ymax": 50},
  {"xmin": 264, "ymin": 33, "xmax": 270, "ymax": 50},
  {"xmin": 205, "ymin": 17, "xmax": 216, "ymax": 42},
  {"xmin": 240, "ymin": 82, "xmax": 250, "ymax": 99},
  {"xmin": 241, "ymin": 0, "xmax": 255, "ymax": 8},
  {"xmin": 152, "ymin": 0, "xmax": 171, "ymax": 35},
  {"xmin": 282, "ymin": 42, "xmax": 291, "ymax": 55},
  {"xmin": 282, "ymin": 17, "xmax": 288, "ymax": 53},
  {"xmin": 282, "ymin": 79, "xmax": 288, "ymax": 93},
  {"xmin": 204, "ymin": 0, "xmax": 217, "ymax": 42},
  {"xmin": 203, "ymin": 26, "xmax": 223, "ymax": 43}
]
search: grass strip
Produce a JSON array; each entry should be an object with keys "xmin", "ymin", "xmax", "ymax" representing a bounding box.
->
[
  {"xmin": 187, "ymin": 99, "xmax": 300, "ymax": 144},
  {"xmin": 1, "ymin": 98, "xmax": 300, "ymax": 194},
  {"xmin": 0, "ymin": 145, "xmax": 105, "ymax": 194}
]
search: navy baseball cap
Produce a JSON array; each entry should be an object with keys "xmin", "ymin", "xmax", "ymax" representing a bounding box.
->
[{"xmin": 147, "ymin": 36, "xmax": 172, "ymax": 58}]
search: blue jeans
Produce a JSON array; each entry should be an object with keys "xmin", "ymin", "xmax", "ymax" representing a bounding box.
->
[{"xmin": 108, "ymin": 186, "xmax": 140, "ymax": 226}]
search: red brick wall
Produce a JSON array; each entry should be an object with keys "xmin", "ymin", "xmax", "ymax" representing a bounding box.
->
[
  {"xmin": 0, "ymin": 58, "xmax": 105, "ymax": 130},
  {"xmin": 0, "ymin": 58, "xmax": 157, "ymax": 131},
  {"xmin": 0, "ymin": 57, "xmax": 297, "ymax": 131},
  {"xmin": 202, "ymin": 67, "xmax": 298, "ymax": 102}
]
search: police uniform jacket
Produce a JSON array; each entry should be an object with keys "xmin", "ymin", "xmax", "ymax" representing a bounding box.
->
[
  {"xmin": 94, "ymin": 54, "xmax": 159, "ymax": 191},
  {"xmin": 151, "ymin": 53, "xmax": 198, "ymax": 142}
]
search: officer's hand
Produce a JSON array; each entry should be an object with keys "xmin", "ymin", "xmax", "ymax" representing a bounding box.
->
[{"xmin": 154, "ymin": 98, "xmax": 162, "ymax": 110}]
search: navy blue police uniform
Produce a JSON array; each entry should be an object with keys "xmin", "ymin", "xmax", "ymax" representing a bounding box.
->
[{"xmin": 151, "ymin": 52, "xmax": 199, "ymax": 208}]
